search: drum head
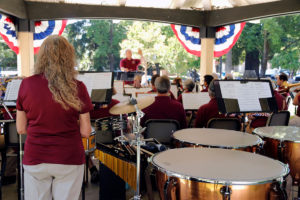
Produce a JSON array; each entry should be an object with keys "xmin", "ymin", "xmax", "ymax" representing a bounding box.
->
[
  {"xmin": 254, "ymin": 126, "xmax": 300, "ymax": 143},
  {"xmin": 173, "ymin": 128, "xmax": 261, "ymax": 148},
  {"xmin": 151, "ymin": 148, "xmax": 288, "ymax": 185}
]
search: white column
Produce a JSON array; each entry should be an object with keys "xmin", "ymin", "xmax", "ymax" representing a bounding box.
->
[
  {"xmin": 200, "ymin": 38, "xmax": 215, "ymax": 84},
  {"xmin": 17, "ymin": 31, "xmax": 34, "ymax": 77}
]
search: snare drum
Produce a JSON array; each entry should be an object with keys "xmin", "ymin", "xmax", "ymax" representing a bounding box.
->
[
  {"xmin": 173, "ymin": 128, "xmax": 262, "ymax": 152},
  {"xmin": 254, "ymin": 126, "xmax": 300, "ymax": 185},
  {"xmin": 82, "ymin": 129, "xmax": 96, "ymax": 153},
  {"xmin": 151, "ymin": 148, "xmax": 289, "ymax": 200}
]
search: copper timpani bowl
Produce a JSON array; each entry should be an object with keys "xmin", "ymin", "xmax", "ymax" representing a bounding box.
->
[
  {"xmin": 254, "ymin": 126, "xmax": 300, "ymax": 185},
  {"xmin": 172, "ymin": 128, "xmax": 263, "ymax": 152},
  {"xmin": 151, "ymin": 148, "xmax": 289, "ymax": 200}
]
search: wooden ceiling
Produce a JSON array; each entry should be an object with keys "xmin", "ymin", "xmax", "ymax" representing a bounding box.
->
[{"xmin": 0, "ymin": 0, "xmax": 299, "ymax": 27}]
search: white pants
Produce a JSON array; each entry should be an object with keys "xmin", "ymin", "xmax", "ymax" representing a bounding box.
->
[{"xmin": 23, "ymin": 164, "xmax": 84, "ymax": 200}]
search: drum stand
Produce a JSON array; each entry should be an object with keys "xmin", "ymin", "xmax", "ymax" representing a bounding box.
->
[{"xmin": 129, "ymin": 98, "xmax": 146, "ymax": 200}]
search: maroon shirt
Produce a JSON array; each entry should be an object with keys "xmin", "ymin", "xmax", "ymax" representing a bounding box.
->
[
  {"xmin": 120, "ymin": 58, "xmax": 141, "ymax": 85},
  {"xmin": 141, "ymin": 96, "xmax": 187, "ymax": 129},
  {"xmin": 194, "ymin": 98, "xmax": 224, "ymax": 128},
  {"xmin": 90, "ymin": 99, "xmax": 120, "ymax": 119},
  {"xmin": 201, "ymin": 88, "xmax": 208, "ymax": 92},
  {"xmin": 16, "ymin": 74, "xmax": 93, "ymax": 165}
]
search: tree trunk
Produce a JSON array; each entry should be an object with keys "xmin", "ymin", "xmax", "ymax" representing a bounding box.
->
[
  {"xmin": 225, "ymin": 49, "xmax": 232, "ymax": 73},
  {"xmin": 244, "ymin": 50, "xmax": 260, "ymax": 78},
  {"xmin": 109, "ymin": 20, "xmax": 115, "ymax": 72},
  {"xmin": 260, "ymin": 30, "xmax": 269, "ymax": 76}
]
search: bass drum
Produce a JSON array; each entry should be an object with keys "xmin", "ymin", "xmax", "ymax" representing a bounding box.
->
[
  {"xmin": 173, "ymin": 128, "xmax": 262, "ymax": 152},
  {"xmin": 254, "ymin": 126, "xmax": 300, "ymax": 185},
  {"xmin": 151, "ymin": 148, "xmax": 289, "ymax": 200}
]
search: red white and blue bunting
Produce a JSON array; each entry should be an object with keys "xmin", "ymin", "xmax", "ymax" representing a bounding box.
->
[
  {"xmin": 0, "ymin": 13, "xmax": 67, "ymax": 54},
  {"xmin": 171, "ymin": 22, "xmax": 246, "ymax": 57}
]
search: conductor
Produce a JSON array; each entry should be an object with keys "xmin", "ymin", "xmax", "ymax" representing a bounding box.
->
[{"xmin": 120, "ymin": 49, "xmax": 145, "ymax": 85}]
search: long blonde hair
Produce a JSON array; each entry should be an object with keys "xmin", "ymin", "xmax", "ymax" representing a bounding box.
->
[{"xmin": 34, "ymin": 35, "xmax": 82, "ymax": 111}]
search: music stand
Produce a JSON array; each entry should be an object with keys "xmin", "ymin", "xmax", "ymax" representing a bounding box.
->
[
  {"xmin": 2, "ymin": 79, "xmax": 24, "ymax": 200},
  {"xmin": 213, "ymin": 80, "xmax": 278, "ymax": 132},
  {"xmin": 115, "ymin": 71, "xmax": 144, "ymax": 81},
  {"xmin": 77, "ymin": 72, "xmax": 114, "ymax": 104}
]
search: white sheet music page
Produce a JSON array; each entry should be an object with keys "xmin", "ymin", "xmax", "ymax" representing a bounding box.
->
[
  {"xmin": 253, "ymin": 82, "xmax": 272, "ymax": 98},
  {"xmin": 236, "ymin": 82, "xmax": 261, "ymax": 112},
  {"xmin": 137, "ymin": 93, "xmax": 157, "ymax": 98},
  {"xmin": 170, "ymin": 85, "xmax": 178, "ymax": 99},
  {"xmin": 182, "ymin": 93, "xmax": 210, "ymax": 110},
  {"xmin": 219, "ymin": 81, "xmax": 238, "ymax": 99},
  {"xmin": 4, "ymin": 79, "xmax": 22, "ymax": 101},
  {"xmin": 77, "ymin": 72, "xmax": 112, "ymax": 96}
]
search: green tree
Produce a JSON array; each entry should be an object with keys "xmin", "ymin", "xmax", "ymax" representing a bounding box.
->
[
  {"xmin": 0, "ymin": 40, "xmax": 17, "ymax": 70},
  {"xmin": 263, "ymin": 14, "xmax": 300, "ymax": 76},
  {"xmin": 65, "ymin": 19, "xmax": 129, "ymax": 71}
]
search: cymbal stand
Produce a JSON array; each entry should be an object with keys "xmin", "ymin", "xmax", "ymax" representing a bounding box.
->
[
  {"xmin": 114, "ymin": 114, "xmax": 128, "ymax": 144},
  {"xmin": 129, "ymin": 98, "xmax": 146, "ymax": 200}
]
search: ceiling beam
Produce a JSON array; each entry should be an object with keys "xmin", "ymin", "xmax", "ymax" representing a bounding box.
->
[
  {"xmin": 25, "ymin": 2, "xmax": 207, "ymax": 27},
  {"xmin": 0, "ymin": 0, "xmax": 27, "ymax": 19},
  {"xmin": 206, "ymin": 0, "xmax": 300, "ymax": 26}
]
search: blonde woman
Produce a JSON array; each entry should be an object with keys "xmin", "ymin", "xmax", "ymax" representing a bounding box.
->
[{"xmin": 16, "ymin": 35, "xmax": 93, "ymax": 200}]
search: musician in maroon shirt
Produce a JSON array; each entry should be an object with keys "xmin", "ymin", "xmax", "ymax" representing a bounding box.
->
[
  {"xmin": 120, "ymin": 49, "xmax": 144, "ymax": 85},
  {"xmin": 249, "ymin": 80, "xmax": 286, "ymax": 129},
  {"xmin": 148, "ymin": 74, "xmax": 176, "ymax": 100},
  {"xmin": 177, "ymin": 79, "xmax": 195, "ymax": 103},
  {"xmin": 201, "ymin": 75, "xmax": 214, "ymax": 92},
  {"xmin": 141, "ymin": 75, "xmax": 187, "ymax": 129},
  {"xmin": 195, "ymin": 81, "xmax": 224, "ymax": 128},
  {"xmin": 16, "ymin": 35, "xmax": 93, "ymax": 200},
  {"xmin": 294, "ymin": 92, "xmax": 300, "ymax": 116}
]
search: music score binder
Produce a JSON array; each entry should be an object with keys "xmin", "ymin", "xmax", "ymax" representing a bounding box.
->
[
  {"xmin": 77, "ymin": 72, "xmax": 114, "ymax": 104},
  {"xmin": 213, "ymin": 80, "xmax": 278, "ymax": 114}
]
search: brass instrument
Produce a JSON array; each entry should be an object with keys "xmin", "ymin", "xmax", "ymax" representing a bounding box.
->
[{"xmin": 288, "ymin": 82, "xmax": 300, "ymax": 93}]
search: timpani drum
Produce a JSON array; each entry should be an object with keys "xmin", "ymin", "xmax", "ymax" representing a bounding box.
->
[
  {"xmin": 151, "ymin": 148, "xmax": 289, "ymax": 200},
  {"xmin": 82, "ymin": 129, "xmax": 96, "ymax": 153},
  {"xmin": 173, "ymin": 128, "xmax": 262, "ymax": 152},
  {"xmin": 254, "ymin": 126, "xmax": 300, "ymax": 185}
]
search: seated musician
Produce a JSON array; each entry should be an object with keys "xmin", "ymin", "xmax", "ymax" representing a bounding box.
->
[
  {"xmin": 148, "ymin": 74, "xmax": 176, "ymax": 100},
  {"xmin": 290, "ymin": 91, "xmax": 300, "ymax": 126},
  {"xmin": 276, "ymin": 73, "xmax": 289, "ymax": 97},
  {"xmin": 194, "ymin": 81, "xmax": 224, "ymax": 128},
  {"xmin": 177, "ymin": 79, "xmax": 195, "ymax": 103},
  {"xmin": 172, "ymin": 77, "xmax": 183, "ymax": 96},
  {"xmin": 141, "ymin": 75, "xmax": 187, "ymax": 129},
  {"xmin": 120, "ymin": 49, "xmax": 144, "ymax": 85},
  {"xmin": 249, "ymin": 79, "xmax": 286, "ymax": 129},
  {"xmin": 201, "ymin": 75, "xmax": 214, "ymax": 92}
]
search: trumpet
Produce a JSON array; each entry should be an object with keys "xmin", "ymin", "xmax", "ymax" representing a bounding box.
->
[{"xmin": 289, "ymin": 83, "xmax": 300, "ymax": 93}]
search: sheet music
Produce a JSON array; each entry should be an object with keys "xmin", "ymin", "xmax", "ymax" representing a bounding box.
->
[
  {"xmin": 170, "ymin": 85, "xmax": 178, "ymax": 99},
  {"xmin": 4, "ymin": 79, "xmax": 22, "ymax": 101},
  {"xmin": 77, "ymin": 72, "xmax": 112, "ymax": 96},
  {"xmin": 219, "ymin": 81, "xmax": 273, "ymax": 112},
  {"xmin": 136, "ymin": 93, "xmax": 157, "ymax": 98},
  {"xmin": 219, "ymin": 81, "xmax": 238, "ymax": 99},
  {"xmin": 254, "ymin": 82, "xmax": 272, "ymax": 98},
  {"xmin": 112, "ymin": 94, "xmax": 130, "ymax": 103},
  {"xmin": 114, "ymin": 81, "xmax": 124, "ymax": 94},
  {"xmin": 182, "ymin": 93, "xmax": 210, "ymax": 110},
  {"xmin": 124, "ymin": 87, "xmax": 151, "ymax": 97}
]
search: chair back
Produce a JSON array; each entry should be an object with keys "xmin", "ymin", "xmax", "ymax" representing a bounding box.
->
[
  {"xmin": 267, "ymin": 111, "xmax": 290, "ymax": 126},
  {"xmin": 144, "ymin": 119, "xmax": 180, "ymax": 144},
  {"xmin": 207, "ymin": 118, "xmax": 241, "ymax": 131}
]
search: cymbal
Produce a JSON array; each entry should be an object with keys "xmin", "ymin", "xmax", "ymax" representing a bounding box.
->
[{"xmin": 109, "ymin": 96, "xmax": 155, "ymax": 115}]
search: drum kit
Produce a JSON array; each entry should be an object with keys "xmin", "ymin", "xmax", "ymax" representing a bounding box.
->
[{"xmin": 101, "ymin": 96, "xmax": 298, "ymax": 200}]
